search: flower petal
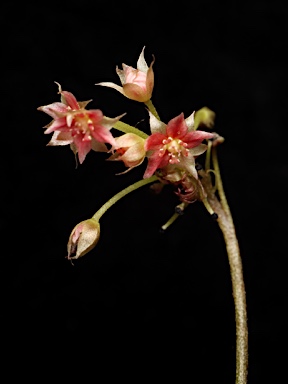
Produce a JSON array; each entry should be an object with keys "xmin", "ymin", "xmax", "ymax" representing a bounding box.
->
[
  {"xmin": 143, "ymin": 151, "xmax": 169, "ymax": 179},
  {"xmin": 73, "ymin": 135, "xmax": 91, "ymax": 164},
  {"xmin": 145, "ymin": 132, "xmax": 167, "ymax": 151},
  {"xmin": 47, "ymin": 131, "xmax": 73, "ymax": 146},
  {"xmin": 148, "ymin": 111, "xmax": 166, "ymax": 134},
  {"xmin": 178, "ymin": 152, "xmax": 198, "ymax": 179},
  {"xmin": 96, "ymin": 82, "xmax": 125, "ymax": 96},
  {"xmin": 166, "ymin": 113, "xmax": 188, "ymax": 138},
  {"xmin": 91, "ymin": 126, "xmax": 116, "ymax": 146},
  {"xmin": 184, "ymin": 130, "xmax": 214, "ymax": 148},
  {"xmin": 37, "ymin": 102, "xmax": 68, "ymax": 119},
  {"xmin": 185, "ymin": 111, "xmax": 195, "ymax": 131},
  {"xmin": 44, "ymin": 117, "xmax": 68, "ymax": 134},
  {"xmin": 189, "ymin": 144, "xmax": 208, "ymax": 157},
  {"xmin": 60, "ymin": 90, "xmax": 80, "ymax": 110},
  {"xmin": 91, "ymin": 139, "xmax": 108, "ymax": 152},
  {"xmin": 122, "ymin": 83, "xmax": 149, "ymax": 102},
  {"xmin": 136, "ymin": 46, "xmax": 148, "ymax": 73}
]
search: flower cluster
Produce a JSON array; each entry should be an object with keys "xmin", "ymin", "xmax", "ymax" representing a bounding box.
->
[{"xmin": 38, "ymin": 47, "xmax": 221, "ymax": 259}]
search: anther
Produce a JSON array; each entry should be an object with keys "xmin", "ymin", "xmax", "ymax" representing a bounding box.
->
[{"xmin": 211, "ymin": 212, "xmax": 218, "ymax": 220}]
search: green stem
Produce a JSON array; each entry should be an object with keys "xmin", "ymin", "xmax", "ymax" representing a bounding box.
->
[
  {"xmin": 205, "ymin": 140, "xmax": 213, "ymax": 171},
  {"xmin": 113, "ymin": 121, "xmax": 148, "ymax": 139},
  {"xmin": 144, "ymin": 99, "xmax": 160, "ymax": 119},
  {"xmin": 161, "ymin": 212, "xmax": 180, "ymax": 231},
  {"xmin": 212, "ymin": 147, "xmax": 231, "ymax": 215},
  {"xmin": 92, "ymin": 175, "xmax": 158, "ymax": 222}
]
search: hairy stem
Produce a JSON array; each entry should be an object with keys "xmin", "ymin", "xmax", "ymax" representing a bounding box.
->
[{"xmin": 201, "ymin": 166, "xmax": 248, "ymax": 384}]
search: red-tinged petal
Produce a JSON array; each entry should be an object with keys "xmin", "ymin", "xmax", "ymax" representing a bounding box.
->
[
  {"xmin": 146, "ymin": 66, "xmax": 154, "ymax": 97},
  {"xmin": 91, "ymin": 125, "xmax": 116, "ymax": 146},
  {"xmin": 183, "ymin": 130, "xmax": 214, "ymax": 148},
  {"xmin": 166, "ymin": 113, "xmax": 188, "ymax": 139},
  {"xmin": 123, "ymin": 83, "xmax": 150, "ymax": 102},
  {"xmin": 145, "ymin": 132, "xmax": 167, "ymax": 151},
  {"xmin": 44, "ymin": 117, "xmax": 68, "ymax": 134},
  {"xmin": 38, "ymin": 102, "xmax": 69, "ymax": 119},
  {"xmin": 47, "ymin": 131, "xmax": 73, "ymax": 146},
  {"xmin": 60, "ymin": 90, "xmax": 80, "ymax": 110},
  {"xmin": 143, "ymin": 151, "xmax": 169, "ymax": 179},
  {"xmin": 73, "ymin": 135, "xmax": 91, "ymax": 164},
  {"xmin": 86, "ymin": 109, "xmax": 104, "ymax": 122}
]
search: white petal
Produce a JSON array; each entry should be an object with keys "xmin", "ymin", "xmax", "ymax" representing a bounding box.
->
[
  {"xmin": 185, "ymin": 111, "xmax": 195, "ymax": 131},
  {"xmin": 189, "ymin": 144, "xmax": 207, "ymax": 156},
  {"xmin": 96, "ymin": 82, "xmax": 125, "ymax": 95},
  {"xmin": 137, "ymin": 46, "xmax": 148, "ymax": 73},
  {"xmin": 148, "ymin": 111, "xmax": 166, "ymax": 134}
]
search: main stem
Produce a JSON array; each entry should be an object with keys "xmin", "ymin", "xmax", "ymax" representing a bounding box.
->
[
  {"xmin": 217, "ymin": 209, "xmax": 248, "ymax": 384},
  {"xmin": 202, "ymin": 149, "xmax": 248, "ymax": 384}
]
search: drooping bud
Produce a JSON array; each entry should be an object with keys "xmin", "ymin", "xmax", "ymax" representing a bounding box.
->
[
  {"xmin": 194, "ymin": 107, "xmax": 216, "ymax": 130},
  {"xmin": 67, "ymin": 218, "xmax": 100, "ymax": 260}
]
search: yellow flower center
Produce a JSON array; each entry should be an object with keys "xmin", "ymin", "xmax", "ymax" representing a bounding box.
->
[{"xmin": 159, "ymin": 137, "xmax": 189, "ymax": 164}]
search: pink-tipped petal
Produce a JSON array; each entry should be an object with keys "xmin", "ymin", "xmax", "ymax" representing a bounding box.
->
[
  {"xmin": 44, "ymin": 117, "xmax": 68, "ymax": 134},
  {"xmin": 38, "ymin": 102, "xmax": 68, "ymax": 119},
  {"xmin": 60, "ymin": 90, "xmax": 80, "ymax": 110},
  {"xmin": 184, "ymin": 130, "xmax": 214, "ymax": 148},
  {"xmin": 166, "ymin": 113, "xmax": 188, "ymax": 138}
]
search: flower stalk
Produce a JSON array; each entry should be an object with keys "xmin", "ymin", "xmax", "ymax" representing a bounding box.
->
[
  {"xmin": 201, "ymin": 149, "xmax": 248, "ymax": 384},
  {"xmin": 92, "ymin": 175, "xmax": 158, "ymax": 222}
]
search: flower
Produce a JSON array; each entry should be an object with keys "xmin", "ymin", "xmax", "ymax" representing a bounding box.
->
[
  {"xmin": 96, "ymin": 47, "xmax": 155, "ymax": 102},
  {"xmin": 107, "ymin": 133, "xmax": 146, "ymax": 173},
  {"xmin": 38, "ymin": 82, "xmax": 125, "ymax": 164},
  {"xmin": 143, "ymin": 111, "xmax": 215, "ymax": 179},
  {"xmin": 67, "ymin": 218, "xmax": 100, "ymax": 260}
]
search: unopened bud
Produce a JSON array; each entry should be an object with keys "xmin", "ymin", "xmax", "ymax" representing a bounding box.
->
[
  {"xmin": 194, "ymin": 107, "xmax": 216, "ymax": 130},
  {"xmin": 67, "ymin": 218, "xmax": 100, "ymax": 260}
]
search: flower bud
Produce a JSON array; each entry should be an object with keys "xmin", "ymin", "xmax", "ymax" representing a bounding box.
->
[
  {"xmin": 194, "ymin": 107, "xmax": 216, "ymax": 130},
  {"xmin": 67, "ymin": 218, "xmax": 100, "ymax": 260}
]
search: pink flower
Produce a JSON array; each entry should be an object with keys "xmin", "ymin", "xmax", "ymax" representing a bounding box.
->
[
  {"xmin": 107, "ymin": 133, "xmax": 146, "ymax": 173},
  {"xmin": 96, "ymin": 47, "xmax": 155, "ymax": 102},
  {"xmin": 38, "ymin": 82, "xmax": 125, "ymax": 164},
  {"xmin": 143, "ymin": 111, "xmax": 215, "ymax": 179}
]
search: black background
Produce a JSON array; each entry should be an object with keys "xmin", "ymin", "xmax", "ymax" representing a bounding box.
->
[{"xmin": 1, "ymin": 1, "xmax": 287, "ymax": 382}]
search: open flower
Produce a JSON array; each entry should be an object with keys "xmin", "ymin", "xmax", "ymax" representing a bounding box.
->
[
  {"xmin": 67, "ymin": 218, "xmax": 100, "ymax": 260},
  {"xmin": 143, "ymin": 111, "xmax": 215, "ymax": 179},
  {"xmin": 96, "ymin": 47, "xmax": 155, "ymax": 102},
  {"xmin": 38, "ymin": 82, "xmax": 125, "ymax": 163},
  {"xmin": 107, "ymin": 133, "xmax": 146, "ymax": 173}
]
